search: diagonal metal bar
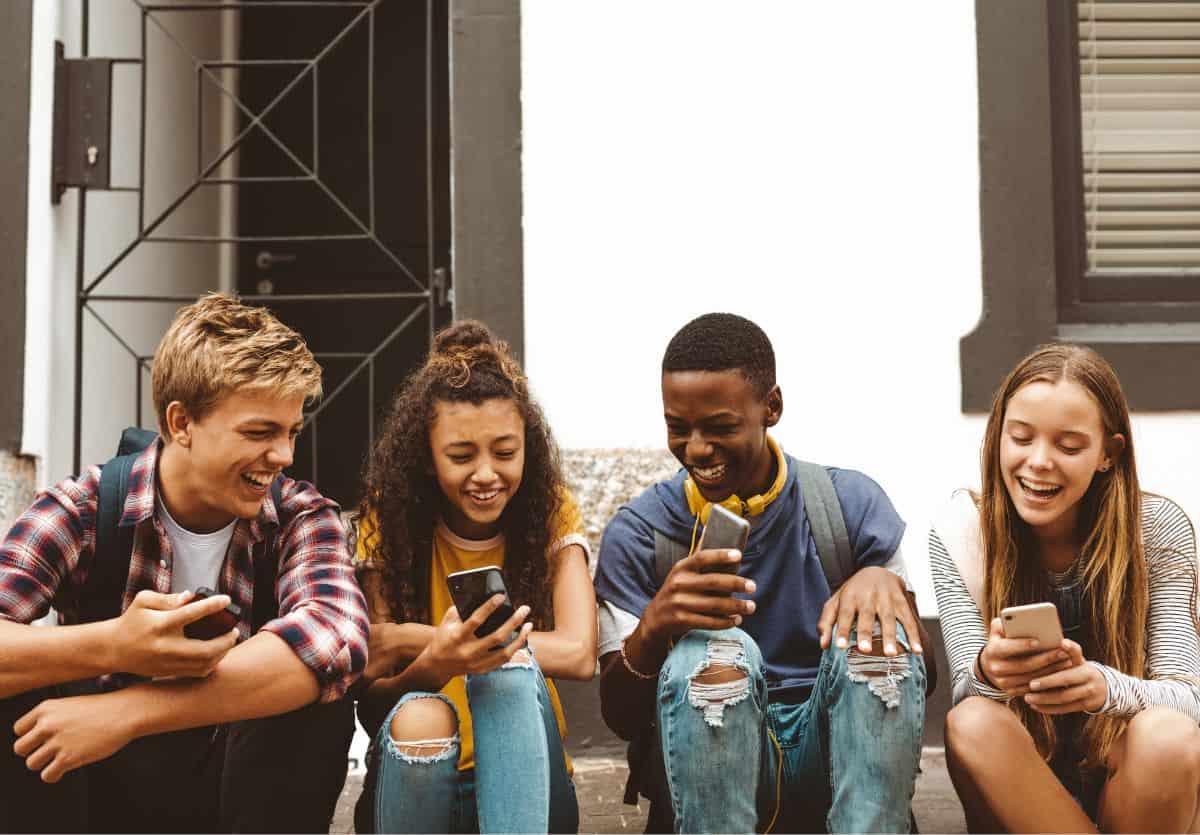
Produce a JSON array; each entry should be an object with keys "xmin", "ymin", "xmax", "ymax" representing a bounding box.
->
[
  {"xmin": 187, "ymin": 11, "xmax": 425, "ymax": 290},
  {"xmin": 304, "ymin": 302, "xmax": 428, "ymax": 425},
  {"xmin": 84, "ymin": 5, "xmax": 373, "ymax": 296},
  {"xmin": 145, "ymin": 8, "xmax": 318, "ymax": 180},
  {"xmin": 84, "ymin": 303, "xmax": 142, "ymax": 361}
]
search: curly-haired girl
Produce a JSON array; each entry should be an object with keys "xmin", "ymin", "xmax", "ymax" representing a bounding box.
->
[
  {"xmin": 351, "ymin": 320, "xmax": 595, "ymax": 834},
  {"xmin": 931, "ymin": 344, "xmax": 1200, "ymax": 832}
]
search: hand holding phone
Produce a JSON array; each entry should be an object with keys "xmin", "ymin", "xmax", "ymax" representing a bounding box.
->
[
  {"xmin": 446, "ymin": 566, "xmax": 518, "ymax": 640},
  {"xmin": 979, "ymin": 603, "xmax": 1073, "ymax": 696},
  {"xmin": 640, "ymin": 507, "xmax": 756, "ymax": 643},
  {"xmin": 183, "ymin": 587, "xmax": 242, "ymax": 641},
  {"xmin": 422, "ymin": 567, "xmax": 533, "ymax": 681},
  {"xmin": 696, "ymin": 505, "xmax": 751, "ymax": 579}
]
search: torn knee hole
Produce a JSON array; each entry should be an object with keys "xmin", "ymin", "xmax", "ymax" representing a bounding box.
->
[
  {"xmin": 395, "ymin": 738, "xmax": 456, "ymax": 759},
  {"xmin": 853, "ymin": 637, "xmax": 910, "ymax": 670},
  {"xmin": 846, "ymin": 643, "xmax": 913, "ymax": 709},
  {"xmin": 388, "ymin": 696, "xmax": 457, "ymax": 745},
  {"xmin": 686, "ymin": 639, "xmax": 752, "ymax": 727},
  {"xmin": 692, "ymin": 662, "xmax": 747, "ymax": 686}
]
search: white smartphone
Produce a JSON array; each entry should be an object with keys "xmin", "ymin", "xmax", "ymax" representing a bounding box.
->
[{"xmin": 1000, "ymin": 602, "xmax": 1064, "ymax": 646}]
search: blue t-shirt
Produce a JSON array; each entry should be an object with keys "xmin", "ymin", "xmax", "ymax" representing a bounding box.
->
[{"xmin": 593, "ymin": 453, "xmax": 905, "ymax": 699}]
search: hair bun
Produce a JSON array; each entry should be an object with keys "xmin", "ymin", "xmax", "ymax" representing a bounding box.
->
[{"xmin": 432, "ymin": 320, "xmax": 501, "ymax": 356}]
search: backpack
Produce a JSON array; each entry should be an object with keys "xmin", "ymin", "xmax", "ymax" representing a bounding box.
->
[
  {"xmin": 77, "ymin": 426, "xmax": 284, "ymax": 632},
  {"xmin": 624, "ymin": 460, "xmax": 936, "ymax": 827}
]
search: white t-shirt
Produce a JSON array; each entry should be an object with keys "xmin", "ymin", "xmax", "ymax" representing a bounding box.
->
[{"xmin": 157, "ymin": 495, "xmax": 237, "ymax": 595}]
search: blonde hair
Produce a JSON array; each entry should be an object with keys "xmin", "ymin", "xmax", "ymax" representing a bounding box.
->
[
  {"xmin": 151, "ymin": 293, "xmax": 322, "ymax": 434},
  {"xmin": 979, "ymin": 344, "xmax": 1144, "ymax": 766}
]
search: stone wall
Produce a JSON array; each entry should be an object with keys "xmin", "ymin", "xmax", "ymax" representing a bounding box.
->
[
  {"xmin": 0, "ymin": 450, "xmax": 35, "ymax": 534},
  {"xmin": 560, "ymin": 448, "xmax": 679, "ymax": 570}
]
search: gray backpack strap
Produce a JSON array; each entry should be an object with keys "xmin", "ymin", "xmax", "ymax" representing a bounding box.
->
[
  {"xmin": 796, "ymin": 460, "xmax": 854, "ymax": 592},
  {"xmin": 652, "ymin": 530, "xmax": 689, "ymax": 585}
]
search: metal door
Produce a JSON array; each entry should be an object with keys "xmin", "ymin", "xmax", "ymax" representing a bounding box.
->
[{"xmin": 66, "ymin": 0, "xmax": 451, "ymax": 506}]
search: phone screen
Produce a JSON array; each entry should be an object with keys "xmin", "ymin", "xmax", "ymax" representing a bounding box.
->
[{"xmin": 447, "ymin": 567, "xmax": 516, "ymax": 639}]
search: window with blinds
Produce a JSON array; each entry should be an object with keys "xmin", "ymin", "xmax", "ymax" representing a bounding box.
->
[{"xmin": 1079, "ymin": 1, "xmax": 1200, "ymax": 275}]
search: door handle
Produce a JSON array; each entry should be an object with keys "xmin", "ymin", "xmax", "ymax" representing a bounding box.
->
[{"xmin": 255, "ymin": 250, "xmax": 297, "ymax": 271}]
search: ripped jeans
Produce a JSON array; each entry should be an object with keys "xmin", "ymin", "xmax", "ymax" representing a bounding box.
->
[
  {"xmin": 359, "ymin": 654, "xmax": 578, "ymax": 834},
  {"xmin": 658, "ymin": 626, "xmax": 925, "ymax": 833}
]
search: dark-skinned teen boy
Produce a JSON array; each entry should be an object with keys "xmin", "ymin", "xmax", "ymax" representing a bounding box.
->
[
  {"xmin": 0, "ymin": 294, "xmax": 368, "ymax": 833},
  {"xmin": 594, "ymin": 313, "xmax": 925, "ymax": 833}
]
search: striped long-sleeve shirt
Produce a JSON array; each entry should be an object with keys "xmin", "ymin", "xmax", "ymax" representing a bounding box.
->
[{"xmin": 930, "ymin": 493, "xmax": 1200, "ymax": 720}]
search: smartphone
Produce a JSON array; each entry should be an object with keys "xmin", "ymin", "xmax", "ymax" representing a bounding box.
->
[
  {"xmin": 183, "ymin": 587, "xmax": 242, "ymax": 641},
  {"xmin": 697, "ymin": 503, "xmax": 750, "ymax": 576},
  {"xmin": 446, "ymin": 565, "xmax": 517, "ymax": 640},
  {"xmin": 1000, "ymin": 602, "xmax": 1064, "ymax": 646}
]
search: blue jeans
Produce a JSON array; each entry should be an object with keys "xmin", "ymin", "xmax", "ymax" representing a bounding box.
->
[
  {"xmin": 362, "ymin": 654, "xmax": 578, "ymax": 833},
  {"xmin": 657, "ymin": 627, "xmax": 925, "ymax": 833}
]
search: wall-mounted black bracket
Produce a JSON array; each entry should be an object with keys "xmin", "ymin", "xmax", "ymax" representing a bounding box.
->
[{"xmin": 51, "ymin": 40, "xmax": 113, "ymax": 204}]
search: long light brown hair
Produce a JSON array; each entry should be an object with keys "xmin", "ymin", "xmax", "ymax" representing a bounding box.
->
[{"xmin": 979, "ymin": 344, "xmax": 1144, "ymax": 766}]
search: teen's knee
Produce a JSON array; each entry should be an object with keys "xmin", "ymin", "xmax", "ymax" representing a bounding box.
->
[
  {"xmin": 843, "ymin": 625, "xmax": 919, "ymax": 709},
  {"xmin": 1120, "ymin": 707, "xmax": 1200, "ymax": 779},
  {"xmin": 945, "ymin": 696, "xmax": 1023, "ymax": 763},
  {"xmin": 665, "ymin": 629, "xmax": 762, "ymax": 728},
  {"xmin": 387, "ymin": 695, "xmax": 459, "ymax": 762}
]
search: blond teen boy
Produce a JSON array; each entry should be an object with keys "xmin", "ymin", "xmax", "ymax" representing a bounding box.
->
[{"xmin": 0, "ymin": 294, "xmax": 369, "ymax": 833}]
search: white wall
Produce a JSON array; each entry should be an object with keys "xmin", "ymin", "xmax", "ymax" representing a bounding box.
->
[
  {"xmin": 24, "ymin": 0, "xmax": 233, "ymax": 484},
  {"xmin": 521, "ymin": 2, "xmax": 1200, "ymax": 614}
]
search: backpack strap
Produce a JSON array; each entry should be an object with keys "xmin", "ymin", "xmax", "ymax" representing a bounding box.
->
[
  {"xmin": 795, "ymin": 460, "xmax": 854, "ymax": 593},
  {"xmin": 250, "ymin": 477, "xmax": 285, "ymax": 633},
  {"xmin": 652, "ymin": 529, "xmax": 689, "ymax": 585},
  {"xmin": 79, "ymin": 442, "xmax": 147, "ymax": 624}
]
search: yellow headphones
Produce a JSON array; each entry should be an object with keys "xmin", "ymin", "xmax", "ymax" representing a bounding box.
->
[{"xmin": 684, "ymin": 435, "xmax": 787, "ymax": 524}]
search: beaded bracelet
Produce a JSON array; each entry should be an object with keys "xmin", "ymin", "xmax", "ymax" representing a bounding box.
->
[{"xmin": 620, "ymin": 637, "xmax": 658, "ymax": 680}]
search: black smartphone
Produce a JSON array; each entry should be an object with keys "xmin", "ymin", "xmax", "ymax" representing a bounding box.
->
[
  {"xmin": 697, "ymin": 504, "xmax": 751, "ymax": 577},
  {"xmin": 446, "ymin": 565, "xmax": 517, "ymax": 639},
  {"xmin": 183, "ymin": 587, "xmax": 242, "ymax": 640}
]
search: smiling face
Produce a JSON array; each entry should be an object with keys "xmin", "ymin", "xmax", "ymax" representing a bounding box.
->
[
  {"xmin": 999, "ymin": 378, "xmax": 1120, "ymax": 543},
  {"xmin": 662, "ymin": 370, "xmax": 782, "ymax": 504},
  {"xmin": 429, "ymin": 397, "xmax": 526, "ymax": 539},
  {"xmin": 161, "ymin": 388, "xmax": 304, "ymax": 531}
]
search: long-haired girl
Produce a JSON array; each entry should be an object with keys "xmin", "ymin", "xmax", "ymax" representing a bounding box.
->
[
  {"xmin": 931, "ymin": 344, "xmax": 1200, "ymax": 832},
  {"xmin": 353, "ymin": 321, "xmax": 596, "ymax": 834}
]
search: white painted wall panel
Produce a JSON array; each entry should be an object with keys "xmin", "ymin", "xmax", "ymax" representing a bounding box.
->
[{"xmin": 521, "ymin": 2, "xmax": 1200, "ymax": 613}]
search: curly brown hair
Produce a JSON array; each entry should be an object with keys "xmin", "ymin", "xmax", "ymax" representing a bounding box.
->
[{"xmin": 359, "ymin": 320, "xmax": 565, "ymax": 628}]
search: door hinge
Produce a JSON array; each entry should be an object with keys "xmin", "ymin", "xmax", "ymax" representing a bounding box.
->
[{"xmin": 52, "ymin": 41, "xmax": 113, "ymax": 204}]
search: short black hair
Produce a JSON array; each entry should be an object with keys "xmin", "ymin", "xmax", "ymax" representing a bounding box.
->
[{"xmin": 661, "ymin": 312, "xmax": 776, "ymax": 398}]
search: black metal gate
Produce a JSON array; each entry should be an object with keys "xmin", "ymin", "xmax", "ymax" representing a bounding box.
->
[{"xmin": 59, "ymin": 0, "xmax": 451, "ymax": 506}]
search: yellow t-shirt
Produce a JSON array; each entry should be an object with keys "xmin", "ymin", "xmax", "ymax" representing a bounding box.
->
[{"xmin": 356, "ymin": 493, "xmax": 585, "ymax": 772}]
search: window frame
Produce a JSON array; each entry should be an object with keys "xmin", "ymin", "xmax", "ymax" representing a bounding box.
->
[{"xmin": 961, "ymin": 0, "xmax": 1200, "ymax": 412}]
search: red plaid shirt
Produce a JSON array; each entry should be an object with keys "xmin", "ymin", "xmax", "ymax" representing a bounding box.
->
[{"xmin": 0, "ymin": 441, "xmax": 368, "ymax": 702}]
